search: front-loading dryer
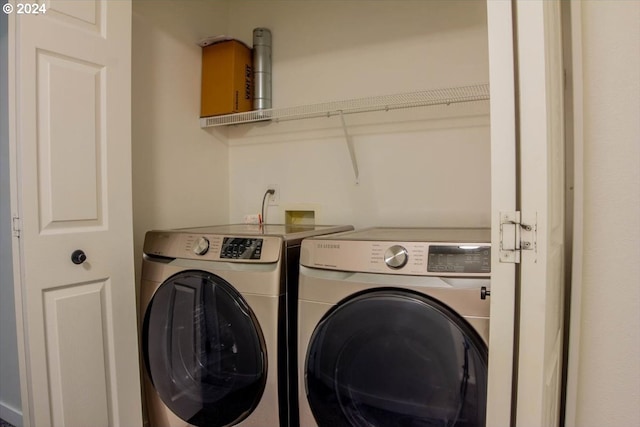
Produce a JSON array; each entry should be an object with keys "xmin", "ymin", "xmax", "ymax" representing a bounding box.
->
[
  {"xmin": 297, "ymin": 227, "xmax": 491, "ymax": 427},
  {"xmin": 140, "ymin": 224, "xmax": 352, "ymax": 427}
]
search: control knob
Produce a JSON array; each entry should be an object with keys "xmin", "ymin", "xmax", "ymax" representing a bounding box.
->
[
  {"xmin": 193, "ymin": 237, "xmax": 210, "ymax": 256},
  {"xmin": 384, "ymin": 245, "xmax": 408, "ymax": 269}
]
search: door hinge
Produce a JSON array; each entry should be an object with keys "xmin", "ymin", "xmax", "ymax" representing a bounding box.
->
[
  {"xmin": 12, "ymin": 216, "xmax": 21, "ymax": 238},
  {"xmin": 499, "ymin": 211, "xmax": 536, "ymax": 263}
]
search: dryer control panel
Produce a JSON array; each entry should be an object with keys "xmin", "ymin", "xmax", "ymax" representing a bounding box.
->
[
  {"xmin": 303, "ymin": 240, "xmax": 490, "ymax": 277},
  {"xmin": 427, "ymin": 245, "xmax": 491, "ymax": 274},
  {"xmin": 301, "ymin": 228, "xmax": 491, "ymax": 277}
]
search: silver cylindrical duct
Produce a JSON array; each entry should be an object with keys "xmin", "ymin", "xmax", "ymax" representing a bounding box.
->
[{"xmin": 252, "ymin": 28, "xmax": 272, "ymax": 110}]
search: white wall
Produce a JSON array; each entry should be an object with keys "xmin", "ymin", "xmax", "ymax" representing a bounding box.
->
[
  {"xmin": 571, "ymin": 1, "xmax": 640, "ymax": 425},
  {"xmin": 0, "ymin": 11, "xmax": 22, "ymax": 427},
  {"xmin": 225, "ymin": 0, "xmax": 491, "ymax": 228},
  {"xmin": 131, "ymin": 0, "xmax": 231, "ymax": 284}
]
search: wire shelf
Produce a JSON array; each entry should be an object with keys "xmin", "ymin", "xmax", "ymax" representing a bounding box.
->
[{"xmin": 199, "ymin": 83, "xmax": 489, "ymax": 128}]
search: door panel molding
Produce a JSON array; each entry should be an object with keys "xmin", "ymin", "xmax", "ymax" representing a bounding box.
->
[
  {"xmin": 44, "ymin": 279, "xmax": 113, "ymax": 427},
  {"xmin": 36, "ymin": 49, "xmax": 106, "ymax": 231},
  {"xmin": 46, "ymin": 0, "xmax": 105, "ymax": 36}
]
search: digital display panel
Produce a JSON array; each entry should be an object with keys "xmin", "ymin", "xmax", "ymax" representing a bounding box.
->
[
  {"xmin": 221, "ymin": 238, "xmax": 263, "ymax": 259},
  {"xmin": 427, "ymin": 245, "xmax": 491, "ymax": 274}
]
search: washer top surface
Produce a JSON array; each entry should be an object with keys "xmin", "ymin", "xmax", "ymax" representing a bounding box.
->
[
  {"xmin": 177, "ymin": 223, "xmax": 353, "ymax": 240},
  {"xmin": 301, "ymin": 227, "xmax": 491, "ymax": 277},
  {"xmin": 313, "ymin": 226, "xmax": 490, "ymax": 243}
]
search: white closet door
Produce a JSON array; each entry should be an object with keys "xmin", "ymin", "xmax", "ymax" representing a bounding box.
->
[
  {"xmin": 515, "ymin": 0, "xmax": 566, "ymax": 425},
  {"xmin": 486, "ymin": 1, "xmax": 517, "ymax": 425},
  {"xmin": 487, "ymin": 0, "xmax": 566, "ymax": 425},
  {"xmin": 8, "ymin": 1, "xmax": 142, "ymax": 426}
]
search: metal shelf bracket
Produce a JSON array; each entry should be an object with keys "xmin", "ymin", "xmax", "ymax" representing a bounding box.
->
[{"xmin": 338, "ymin": 111, "xmax": 359, "ymax": 184}]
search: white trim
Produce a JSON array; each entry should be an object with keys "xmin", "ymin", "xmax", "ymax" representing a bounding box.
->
[
  {"xmin": 563, "ymin": 1, "xmax": 585, "ymax": 425},
  {"xmin": 0, "ymin": 401, "xmax": 23, "ymax": 427},
  {"xmin": 7, "ymin": 10, "xmax": 31, "ymax": 427},
  {"xmin": 486, "ymin": 1, "xmax": 517, "ymax": 425}
]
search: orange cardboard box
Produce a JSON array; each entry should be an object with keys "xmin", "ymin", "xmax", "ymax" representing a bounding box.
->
[{"xmin": 200, "ymin": 40, "xmax": 252, "ymax": 117}]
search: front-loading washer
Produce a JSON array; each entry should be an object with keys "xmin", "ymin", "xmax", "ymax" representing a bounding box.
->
[
  {"xmin": 297, "ymin": 227, "xmax": 491, "ymax": 427},
  {"xmin": 140, "ymin": 223, "xmax": 352, "ymax": 427}
]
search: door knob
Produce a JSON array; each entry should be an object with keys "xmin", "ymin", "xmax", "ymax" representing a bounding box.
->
[{"xmin": 71, "ymin": 250, "xmax": 87, "ymax": 265}]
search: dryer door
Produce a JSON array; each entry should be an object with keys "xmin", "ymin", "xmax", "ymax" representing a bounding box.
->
[
  {"xmin": 305, "ymin": 289, "xmax": 488, "ymax": 427},
  {"xmin": 143, "ymin": 270, "xmax": 267, "ymax": 427}
]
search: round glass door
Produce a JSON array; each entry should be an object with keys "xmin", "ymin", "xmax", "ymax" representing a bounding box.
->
[
  {"xmin": 305, "ymin": 289, "xmax": 488, "ymax": 427},
  {"xmin": 143, "ymin": 270, "xmax": 267, "ymax": 427}
]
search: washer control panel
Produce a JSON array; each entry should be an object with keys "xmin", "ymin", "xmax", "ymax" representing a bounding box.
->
[
  {"xmin": 220, "ymin": 237, "xmax": 263, "ymax": 259},
  {"xmin": 143, "ymin": 232, "xmax": 280, "ymax": 263}
]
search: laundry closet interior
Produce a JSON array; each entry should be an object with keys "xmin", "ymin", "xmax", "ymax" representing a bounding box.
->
[
  {"xmin": 134, "ymin": 0, "xmax": 492, "ymax": 425},
  {"xmin": 131, "ymin": 0, "xmax": 491, "ymax": 262}
]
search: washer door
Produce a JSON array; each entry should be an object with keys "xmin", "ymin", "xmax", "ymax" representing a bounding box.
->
[
  {"xmin": 143, "ymin": 270, "xmax": 267, "ymax": 427},
  {"xmin": 305, "ymin": 289, "xmax": 488, "ymax": 427}
]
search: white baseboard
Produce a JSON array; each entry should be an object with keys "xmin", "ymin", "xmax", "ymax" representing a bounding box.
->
[{"xmin": 0, "ymin": 401, "xmax": 22, "ymax": 427}]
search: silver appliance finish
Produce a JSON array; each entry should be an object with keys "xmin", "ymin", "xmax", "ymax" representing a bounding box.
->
[
  {"xmin": 297, "ymin": 227, "xmax": 491, "ymax": 427},
  {"xmin": 300, "ymin": 227, "xmax": 491, "ymax": 277},
  {"xmin": 140, "ymin": 223, "xmax": 352, "ymax": 427}
]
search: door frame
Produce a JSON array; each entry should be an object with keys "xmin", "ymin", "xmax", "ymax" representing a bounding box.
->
[
  {"xmin": 562, "ymin": 1, "xmax": 585, "ymax": 425},
  {"xmin": 7, "ymin": 8, "xmax": 32, "ymax": 426},
  {"xmin": 486, "ymin": 1, "xmax": 518, "ymax": 425}
]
